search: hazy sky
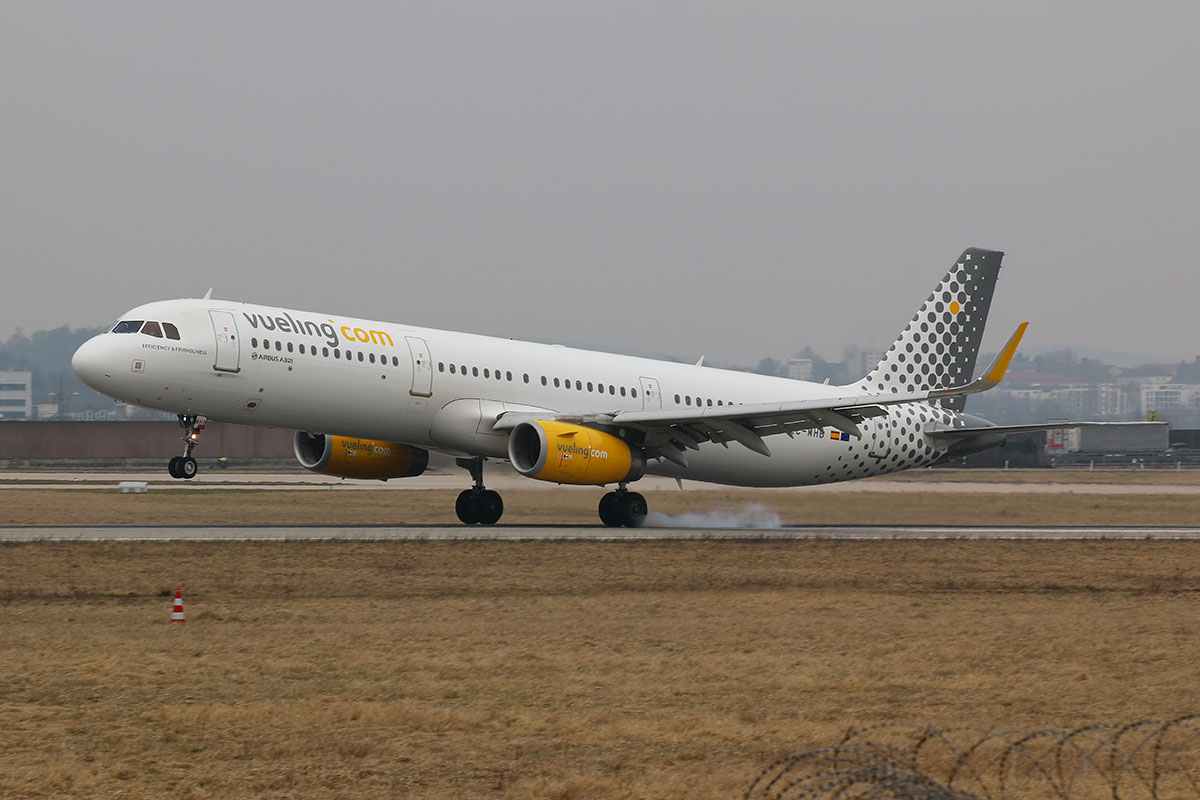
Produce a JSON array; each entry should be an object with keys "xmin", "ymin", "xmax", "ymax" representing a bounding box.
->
[{"xmin": 4, "ymin": 3, "xmax": 1198, "ymax": 366}]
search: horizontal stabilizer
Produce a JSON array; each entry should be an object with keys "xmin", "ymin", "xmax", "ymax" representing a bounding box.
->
[{"xmin": 926, "ymin": 420, "xmax": 1163, "ymax": 441}]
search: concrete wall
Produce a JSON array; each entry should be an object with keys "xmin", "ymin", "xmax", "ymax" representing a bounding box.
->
[{"xmin": 0, "ymin": 421, "xmax": 294, "ymax": 460}]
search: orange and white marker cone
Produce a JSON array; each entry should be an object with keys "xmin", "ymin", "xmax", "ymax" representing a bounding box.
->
[{"xmin": 171, "ymin": 587, "xmax": 186, "ymax": 622}]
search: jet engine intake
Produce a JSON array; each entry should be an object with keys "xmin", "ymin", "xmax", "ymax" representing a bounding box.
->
[
  {"xmin": 508, "ymin": 420, "xmax": 644, "ymax": 485},
  {"xmin": 293, "ymin": 432, "xmax": 429, "ymax": 480}
]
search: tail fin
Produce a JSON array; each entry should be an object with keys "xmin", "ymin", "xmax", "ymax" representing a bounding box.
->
[{"xmin": 858, "ymin": 247, "xmax": 1004, "ymax": 411}]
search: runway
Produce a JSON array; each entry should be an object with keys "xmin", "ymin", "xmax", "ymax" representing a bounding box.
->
[
  {"xmin": 4, "ymin": 524, "xmax": 1200, "ymax": 541},
  {"xmin": 3, "ymin": 471, "xmax": 1199, "ymax": 494}
]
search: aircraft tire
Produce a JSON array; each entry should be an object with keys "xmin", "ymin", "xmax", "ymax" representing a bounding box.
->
[
  {"xmin": 168, "ymin": 457, "xmax": 183, "ymax": 479},
  {"xmin": 618, "ymin": 492, "xmax": 647, "ymax": 528},
  {"xmin": 180, "ymin": 457, "xmax": 198, "ymax": 479},
  {"xmin": 474, "ymin": 490, "xmax": 504, "ymax": 526},
  {"xmin": 455, "ymin": 490, "xmax": 478, "ymax": 524},
  {"xmin": 598, "ymin": 492, "xmax": 621, "ymax": 527}
]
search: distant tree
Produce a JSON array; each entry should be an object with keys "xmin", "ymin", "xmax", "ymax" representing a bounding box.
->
[
  {"xmin": 1034, "ymin": 349, "xmax": 1077, "ymax": 376},
  {"xmin": 754, "ymin": 357, "xmax": 787, "ymax": 377}
]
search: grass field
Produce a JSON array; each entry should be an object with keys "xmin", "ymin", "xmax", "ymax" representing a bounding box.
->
[
  {"xmin": 2, "ymin": 485, "xmax": 1200, "ymax": 526},
  {"xmin": 3, "ymin": 538, "xmax": 1200, "ymax": 799}
]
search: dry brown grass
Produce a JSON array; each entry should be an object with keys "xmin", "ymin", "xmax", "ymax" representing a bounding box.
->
[
  {"xmin": 3, "ymin": 540, "xmax": 1200, "ymax": 799},
  {"xmin": 2, "ymin": 486, "xmax": 1199, "ymax": 526}
]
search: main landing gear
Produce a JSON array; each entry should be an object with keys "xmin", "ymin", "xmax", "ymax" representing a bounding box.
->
[
  {"xmin": 455, "ymin": 457, "xmax": 503, "ymax": 525},
  {"xmin": 598, "ymin": 485, "xmax": 648, "ymax": 528},
  {"xmin": 167, "ymin": 414, "xmax": 205, "ymax": 480}
]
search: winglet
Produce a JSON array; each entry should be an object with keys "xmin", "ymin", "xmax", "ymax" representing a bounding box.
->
[
  {"xmin": 983, "ymin": 322, "xmax": 1028, "ymax": 384},
  {"xmin": 202, "ymin": 287, "xmax": 214, "ymax": 300}
]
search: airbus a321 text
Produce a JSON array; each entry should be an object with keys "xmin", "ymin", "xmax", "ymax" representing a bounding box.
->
[{"xmin": 72, "ymin": 247, "xmax": 1102, "ymax": 527}]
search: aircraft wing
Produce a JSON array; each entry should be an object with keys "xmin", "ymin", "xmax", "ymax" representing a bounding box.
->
[{"xmin": 494, "ymin": 323, "xmax": 1029, "ymax": 467}]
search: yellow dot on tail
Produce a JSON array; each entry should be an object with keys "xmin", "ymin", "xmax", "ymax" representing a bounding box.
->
[{"xmin": 950, "ymin": 301, "xmax": 961, "ymax": 314}]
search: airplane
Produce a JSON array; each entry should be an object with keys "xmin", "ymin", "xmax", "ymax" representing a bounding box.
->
[{"xmin": 71, "ymin": 247, "xmax": 1092, "ymax": 527}]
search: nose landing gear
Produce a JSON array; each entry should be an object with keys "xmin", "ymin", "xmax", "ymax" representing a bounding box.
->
[
  {"xmin": 454, "ymin": 457, "xmax": 503, "ymax": 525},
  {"xmin": 598, "ymin": 485, "xmax": 648, "ymax": 527},
  {"xmin": 168, "ymin": 415, "xmax": 206, "ymax": 480}
]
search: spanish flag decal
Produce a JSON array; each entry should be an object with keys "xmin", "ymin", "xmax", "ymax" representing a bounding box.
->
[{"xmin": 830, "ymin": 430, "xmax": 851, "ymax": 441}]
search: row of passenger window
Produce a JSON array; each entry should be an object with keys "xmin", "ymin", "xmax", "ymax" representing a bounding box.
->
[
  {"xmin": 436, "ymin": 362, "xmax": 640, "ymax": 398},
  {"xmin": 246, "ymin": 339, "xmax": 733, "ymax": 409},
  {"xmin": 251, "ymin": 337, "xmax": 401, "ymax": 367},
  {"xmin": 674, "ymin": 393, "xmax": 735, "ymax": 407},
  {"xmin": 111, "ymin": 320, "xmax": 181, "ymax": 340}
]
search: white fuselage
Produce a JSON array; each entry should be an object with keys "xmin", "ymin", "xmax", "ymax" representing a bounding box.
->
[{"xmin": 73, "ymin": 298, "xmax": 961, "ymax": 486}]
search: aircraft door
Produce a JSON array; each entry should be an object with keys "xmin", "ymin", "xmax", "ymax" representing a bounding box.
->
[
  {"xmin": 209, "ymin": 310, "xmax": 241, "ymax": 373},
  {"xmin": 639, "ymin": 377, "xmax": 661, "ymax": 410},
  {"xmin": 406, "ymin": 336, "xmax": 433, "ymax": 397}
]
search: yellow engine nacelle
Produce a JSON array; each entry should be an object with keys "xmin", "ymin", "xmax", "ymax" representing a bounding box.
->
[
  {"xmin": 508, "ymin": 420, "xmax": 645, "ymax": 485},
  {"xmin": 293, "ymin": 432, "xmax": 429, "ymax": 480}
]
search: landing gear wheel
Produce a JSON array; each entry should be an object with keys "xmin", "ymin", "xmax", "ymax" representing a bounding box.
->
[
  {"xmin": 455, "ymin": 490, "xmax": 478, "ymax": 524},
  {"xmin": 455, "ymin": 489, "xmax": 504, "ymax": 525},
  {"xmin": 474, "ymin": 490, "xmax": 503, "ymax": 526},
  {"xmin": 171, "ymin": 414, "xmax": 206, "ymax": 479},
  {"xmin": 598, "ymin": 492, "xmax": 621, "ymax": 527},
  {"xmin": 454, "ymin": 457, "xmax": 504, "ymax": 526},
  {"xmin": 618, "ymin": 492, "xmax": 648, "ymax": 528}
]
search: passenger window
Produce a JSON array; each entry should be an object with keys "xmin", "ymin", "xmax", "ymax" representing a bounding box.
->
[
  {"xmin": 163, "ymin": 323, "xmax": 181, "ymax": 340},
  {"xmin": 496, "ymin": 370, "xmax": 502, "ymax": 381},
  {"xmin": 357, "ymin": 352, "xmax": 364, "ymax": 362},
  {"xmin": 506, "ymin": 371, "xmax": 513, "ymax": 381},
  {"xmin": 632, "ymin": 389, "xmax": 637, "ymax": 398},
  {"xmin": 483, "ymin": 368, "xmax": 490, "ymax": 378},
  {"xmin": 523, "ymin": 373, "xmax": 530, "ymax": 383},
  {"xmin": 275, "ymin": 341, "xmax": 282, "ymax": 352},
  {"xmin": 333, "ymin": 349, "xmax": 340, "ymax": 359},
  {"xmin": 717, "ymin": 400, "xmax": 723, "ymax": 406},
  {"xmin": 620, "ymin": 386, "xmax": 626, "ymax": 397},
  {"xmin": 674, "ymin": 394, "xmax": 681, "ymax": 404},
  {"xmin": 111, "ymin": 320, "xmax": 143, "ymax": 334},
  {"xmin": 323, "ymin": 347, "xmax": 329, "ymax": 357},
  {"xmin": 686, "ymin": 396, "xmax": 692, "ymax": 405},
  {"xmin": 608, "ymin": 385, "xmax": 615, "ymax": 394},
  {"xmin": 450, "ymin": 364, "xmax": 457, "ymax": 374},
  {"xmin": 472, "ymin": 367, "xmax": 479, "ymax": 377},
  {"xmin": 252, "ymin": 338, "xmax": 259, "ymax": 348},
  {"xmin": 707, "ymin": 399, "xmax": 712, "ymax": 407},
  {"xmin": 392, "ymin": 356, "xmax": 399, "ymax": 367},
  {"xmin": 438, "ymin": 362, "xmax": 445, "ymax": 372},
  {"xmin": 575, "ymin": 380, "xmax": 582, "ymax": 390},
  {"xmin": 141, "ymin": 321, "xmax": 164, "ymax": 338},
  {"xmin": 553, "ymin": 378, "xmax": 560, "ymax": 388},
  {"xmin": 369, "ymin": 353, "xmax": 376, "ymax": 364},
  {"xmin": 287, "ymin": 342, "xmax": 294, "ymax": 353},
  {"xmin": 541, "ymin": 376, "xmax": 547, "ymax": 386},
  {"xmin": 587, "ymin": 382, "xmax": 593, "ymax": 392},
  {"xmin": 298, "ymin": 344, "xmax": 305, "ymax": 354}
]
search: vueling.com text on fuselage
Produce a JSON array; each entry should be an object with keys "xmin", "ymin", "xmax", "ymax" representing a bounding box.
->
[{"xmin": 241, "ymin": 312, "xmax": 394, "ymax": 350}]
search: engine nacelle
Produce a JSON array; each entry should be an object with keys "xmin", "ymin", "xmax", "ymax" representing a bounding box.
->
[
  {"xmin": 508, "ymin": 420, "xmax": 644, "ymax": 485},
  {"xmin": 294, "ymin": 432, "xmax": 429, "ymax": 480}
]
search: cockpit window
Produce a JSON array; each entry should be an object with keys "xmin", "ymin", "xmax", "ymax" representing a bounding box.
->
[
  {"xmin": 163, "ymin": 323, "xmax": 180, "ymax": 340},
  {"xmin": 141, "ymin": 321, "xmax": 164, "ymax": 338},
  {"xmin": 112, "ymin": 320, "xmax": 144, "ymax": 334}
]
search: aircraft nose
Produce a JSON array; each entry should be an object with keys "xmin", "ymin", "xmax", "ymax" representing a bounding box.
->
[{"xmin": 72, "ymin": 335, "xmax": 115, "ymax": 391}]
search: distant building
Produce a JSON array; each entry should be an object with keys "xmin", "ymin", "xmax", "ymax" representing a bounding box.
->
[
  {"xmin": 0, "ymin": 371, "xmax": 33, "ymax": 420},
  {"xmin": 843, "ymin": 345, "xmax": 885, "ymax": 380},
  {"xmin": 787, "ymin": 358, "xmax": 814, "ymax": 381}
]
